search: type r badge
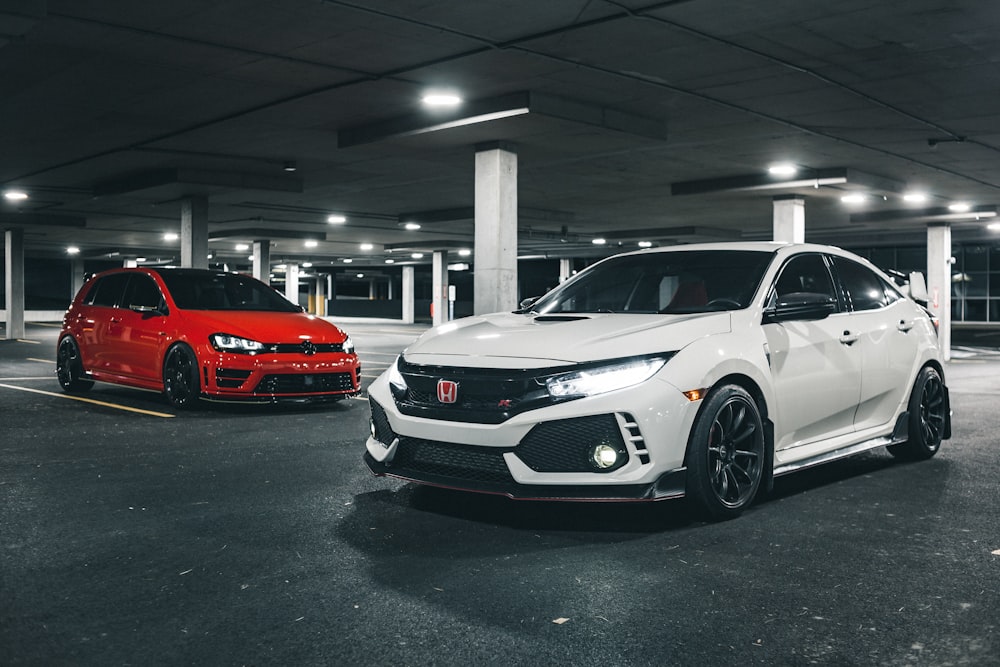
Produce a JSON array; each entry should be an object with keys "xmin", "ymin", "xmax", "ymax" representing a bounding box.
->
[{"xmin": 436, "ymin": 379, "xmax": 459, "ymax": 404}]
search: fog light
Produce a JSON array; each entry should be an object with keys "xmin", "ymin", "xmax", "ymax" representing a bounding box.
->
[{"xmin": 591, "ymin": 443, "xmax": 620, "ymax": 469}]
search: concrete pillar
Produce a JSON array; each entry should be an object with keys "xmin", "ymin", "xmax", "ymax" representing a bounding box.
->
[
  {"xmin": 252, "ymin": 240, "xmax": 270, "ymax": 283},
  {"xmin": 316, "ymin": 274, "xmax": 326, "ymax": 317},
  {"xmin": 559, "ymin": 258, "xmax": 572, "ymax": 283},
  {"xmin": 4, "ymin": 228, "xmax": 25, "ymax": 339},
  {"xmin": 401, "ymin": 266, "xmax": 415, "ymax": 324},
  {"xmin": 927, "ymin": 223, "xmax": 952, "ymax": 361},
  {"xmin": 71, "ymin": 258, "xmax": 86, "ymax": 298},
  {"xmin": 285, "ymin": 263, "xmax": 299, "ymax": 307},
  {"xmin": 181, "ymin": 195, "xmax": 209, "ymax": 269},
  {"xmin": 773, "ymin": 196, "xmax": 805, "ymax": 243},
  {"xmin": 432, "ymin": 250, "xmax": 449, "ymax": 325},
  {"xmin": 474, "ymin": 142, "xmax": 518, "ymax": 314}
]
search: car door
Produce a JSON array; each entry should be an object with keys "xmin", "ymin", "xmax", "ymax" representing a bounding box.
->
[
  {"xmin": 830, "ymin": 256, "xmax": 921, "ymax": 433},
  {"xmin": 79, "ymin": 272, "xmax": 132, "ymax": 373},
  {"xmin": 105, "ymin": 273, "xmax": 170, "ymax": 382},
  {"xmin": 762, "ymin": 253, "xmax": 863, "ymax": 452}
]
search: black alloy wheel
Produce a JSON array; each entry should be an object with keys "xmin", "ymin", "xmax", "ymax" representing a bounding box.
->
[
  {"xmin": 888, "ymin": 366, "xmax": 946, "ymax": 460},
  {"xmin": 56, "ymin": 337, "xmax": 94, "ymax": 393},
  {"xmin": 162, "ymin": 344, "xmax": 200, "ymax": 409},
  {"xmin": 685, "ymin": 385, "xmax": 765, "ymax": 521}
]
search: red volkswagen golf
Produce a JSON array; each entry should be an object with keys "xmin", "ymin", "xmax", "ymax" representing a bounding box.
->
[{"xmin": 57, "ymin": 267, "xmax": 360, "ymax": 407}]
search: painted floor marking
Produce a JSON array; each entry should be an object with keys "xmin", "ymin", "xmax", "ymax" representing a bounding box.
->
[
  {"xmin": 27, "ymin": 358, "xmax": 51, "ymax": 364},
  {"xmin": 0, "ymin": 383, "xmax": 175, "ymax": 418}
]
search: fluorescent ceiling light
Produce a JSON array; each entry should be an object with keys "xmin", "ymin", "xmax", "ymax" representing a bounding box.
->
[
  {"xmin": 949, "ymin": 202, "xmax": 971, "ymax": 212},
  {"xmin": 411, "ymin": 253, "xmax": 424, "ymax": 259},
  {"xmin": 404, "ymin": 222, "xmax": 421, "ymax": 230},
  {"xmin": 66, "ymin": 246, "xmax": 80, "ymax": 255},
  {"xmin": 458, "ymin": 248, "xmax": 471, "ymax": 257},
  {"xmin": 638, "ymin": 241, "xmax": 652, "ymax": 248},
  {"xmin": 988, "ymin": 223, "xmax": 1000, "ymax": 231},
  {"xmin": 768, "ymin": 163, "xmax": 798, "ymax": 176},
  {"xmin": 164, "ymin": 233, "xmax": 179, "ymax": 241},
  {"xmin": 592, "ymin": 238, "xmax": 607, "ymax": 245},
  {"xmin": 422, "ymin": 92, "xmax": 463, "ymax": 107},
  {"xmin": 327, "ymin": 214, "xmax": 346, "ymax": 224},
  {"xmin": 3, "ymin": 190, "xmax": 28, "ymax": 201},
  {"xmin": 342, "ymin": 258, "xmax": 353, "ymax": 263},
  {"xmin": 385, "ymin": 259, "xmax": 395, "ymax": 264},
  {"xmin": 356, "ymin": 273, "xmax": 365, "ymax": 279},
  {"xmin": 359, "ymin": 243, "xmax": 374, "ymax": 251},
  {"xmin": 304, "ymin": 240, "xmax": 318, "ymax": 248},
  {"xmin": 235, "ymin": 243, "xmax": 250, "ymax": 251},
  {"xmin": 302, "ymin": 262, "xmax": 313, "ymax": 268},
  {"xmin": 841, "ymin": 194, "xmax": 867, "ymax": 204},
  {"xmin": 903, "ymin": 192, "xmax": 928, "ymax": 203}
]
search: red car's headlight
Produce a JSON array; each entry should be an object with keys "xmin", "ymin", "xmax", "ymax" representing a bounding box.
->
[{"xmin": 210, "ymin": 333, "xmax": 266, "ymax": 354}]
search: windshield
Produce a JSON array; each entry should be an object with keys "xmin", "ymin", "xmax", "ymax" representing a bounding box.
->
[
  {"xmin": 530, "ymin": 250, "xmax": 774, "ymax": 315},
  {"xmin": 156, "ymin": 270, "xmax": 302, "ymax": 312}
]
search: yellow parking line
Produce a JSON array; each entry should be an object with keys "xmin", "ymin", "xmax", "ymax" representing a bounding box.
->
[
  {"xmin": 16, "ymin": 339, "xmax": 41, "ymax": 344},
  {"xmin": 27, "ymin": 358, "xmax": 51, "ymax": 364},
  {"xmin": 0, "ymin": 376, "xmax": 53, "ymax": 381},
  {"xmin": 0, "ymin": 383, "xmax": 175, "ymax": 418}
]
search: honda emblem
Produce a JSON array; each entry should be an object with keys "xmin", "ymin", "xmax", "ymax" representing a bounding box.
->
[{"xmin": 436, "ymin": 379, "xmax": 459, "ymax": 404}]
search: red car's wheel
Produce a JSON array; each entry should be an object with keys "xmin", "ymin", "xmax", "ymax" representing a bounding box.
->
[{"xmin": 163, "ymin": 344, "xmax": 200, "ymax": 409}]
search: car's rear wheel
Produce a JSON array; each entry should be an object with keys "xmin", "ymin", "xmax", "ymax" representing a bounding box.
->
[
  {"xmin": 163, "ymin": 344, "xmax": 200, "ymax": 409},
  {"xmin": 56, "ymin": 337, "xmax": 94, "ymax": 393},
  {"xmin": 888, "ymin": 366, "xmax": 945, "ymax": 460},
  {"xmin": 685, "ymin": 385, "xmax": 765, "ymax": 521}
]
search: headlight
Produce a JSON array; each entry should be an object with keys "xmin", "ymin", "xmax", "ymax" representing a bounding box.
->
[
  {"xmin": 342, "ymin": 335, "xmax": 355, "ymax": 354},
  {"xmin": 387, "ymin": 355, "xmax": 407, "ymax": 392},
  {"xmin": 545, "ymin": 356, "xmax": 668, "ymax": 399},
  {"xmin": 210, "ymin": 333, "xmax": 266, "ymax": 354}
]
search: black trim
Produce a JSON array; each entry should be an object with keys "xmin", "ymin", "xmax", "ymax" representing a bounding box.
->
[{"xmin": 364, "ymin": 451, "xmax": 686, "ymax": 502}]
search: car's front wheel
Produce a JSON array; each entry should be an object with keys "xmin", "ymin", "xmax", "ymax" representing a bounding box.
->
[
  {"xmin": 163, "ymin": 344, "xmax": 200, "ymax": 409},
  {"xmin": 56, "ymin": 337, "xmax": 94, "ymax": 393},
  {"xmin": 888, "ymin": 366, "xmax": 946, "ymax": 460},
  {"xmin": 685, "ymin": 385, "xmax": 765, "ymax": 521}
]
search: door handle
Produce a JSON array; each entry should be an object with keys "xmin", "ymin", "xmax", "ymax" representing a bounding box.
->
[
  {"xmin": 897, "ymin": 319, "xmax": 914, "ymax": 332},
  {"xmin": 840, "ymin": 330, "xmax": 860, "ymax": 346}
]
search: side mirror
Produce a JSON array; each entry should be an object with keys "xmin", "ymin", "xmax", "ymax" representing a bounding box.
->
[
  {"xmin": 763, "ymin": 292, "xmax": 837, "ymax": 323},
  {"xmin": 907, "ymin": 271, "xmax": 928, "ymax": 303}
]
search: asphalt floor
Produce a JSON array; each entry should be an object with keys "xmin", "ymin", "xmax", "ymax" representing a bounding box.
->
[{"xmin": 1, "ymin": 322, "xmax": 997, "ymax": 666}]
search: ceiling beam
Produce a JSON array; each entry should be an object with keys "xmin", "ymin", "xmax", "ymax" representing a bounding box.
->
[{"xmin": 337, "ymin": 91, "xmax": 667, "ymax": 148}]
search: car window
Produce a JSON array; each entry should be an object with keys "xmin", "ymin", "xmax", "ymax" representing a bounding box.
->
[
  {"xmin": 832, "ymin": 257, "xmax": 900, "ymax": 311},
  {"xmin": 156, "ymin": 270, "xmax": 300, "ymax": 312},
  {"xmin": 84, "ymin": 272, "xmax": 132, "ymax": 308},
  {"xmin": 531, "ymin": 250, "xmax": 773, "ymax": 314},
  {"xmin": 772, "ymin": 254, "xmax": 837, "ymax": 301},
  {"xmin": 122, "ymin": 274, "xmax": 164, "ymax": 310}
]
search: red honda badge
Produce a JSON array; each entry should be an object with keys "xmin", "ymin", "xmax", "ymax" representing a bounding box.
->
[{"xmin": 436, "ymin": 379, "xmax": 459, "ymax": 404}]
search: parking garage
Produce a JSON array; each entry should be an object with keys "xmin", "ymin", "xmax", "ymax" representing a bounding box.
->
[{"xmin": 3, "ymin": 2, "xmax": 1000, "ymax": 665}]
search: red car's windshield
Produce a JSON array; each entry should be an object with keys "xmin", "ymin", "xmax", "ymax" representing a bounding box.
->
[{"xmin": 155, "ymin": 270, "xmax": 301, "ymax": 312}]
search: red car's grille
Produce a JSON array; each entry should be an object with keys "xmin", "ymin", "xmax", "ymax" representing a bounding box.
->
[{"xmin": 253, "ymin": 372, "xmax": 356, "ymax": 394}]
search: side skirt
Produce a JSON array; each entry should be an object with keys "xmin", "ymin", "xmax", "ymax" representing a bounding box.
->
[{"xmin": 773, "ymin": 412, "xmax": 908, "ymax": 478}]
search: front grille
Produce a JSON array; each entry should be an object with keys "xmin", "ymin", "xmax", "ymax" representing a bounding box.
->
[
  {"xmin": 254, "ymin": 372, "xmax": 355, "ymax": 394},
  {"xmin": 516, "ymin": 414, "xmax": 628, "ymax": 472},
  {"xmin": 390, "ymin": 438, "xmax": 514, "ymax": 484},
  {"xmin": 268, "ymin": 342, "xmax": 347, "ymax": 354},
  {"xmin": 395, "ymin": 361, "xmax": 557, "ymax": 424}
]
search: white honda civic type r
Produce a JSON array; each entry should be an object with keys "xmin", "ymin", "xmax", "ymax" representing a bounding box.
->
[{"xmin": 364, "ymin": 242, "xmax": 951, "ymax": 520}]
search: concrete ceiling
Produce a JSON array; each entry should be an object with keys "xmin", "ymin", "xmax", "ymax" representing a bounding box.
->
[{"xmin": 3, "ymin": 0, "xmax": 1000, "ymax": 269}]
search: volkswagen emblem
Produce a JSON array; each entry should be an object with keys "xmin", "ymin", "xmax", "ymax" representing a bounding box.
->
[
  {"xmin": 437, "ymin": 379, "xmax": 459, "ymax": 404},
  {"xmin": 300, "ymin": 340, "xmax": 317, "ymax": 356}
]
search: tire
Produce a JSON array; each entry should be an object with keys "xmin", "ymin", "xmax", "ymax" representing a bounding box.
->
[
  {"xmin": 888, "ymin": 366, "xmax": 946, "ymax": 460},
  {"xmin": 56, "ymin": 337, "xmax": 94, "ymax": 393},
  {"xmin": 685, "ymin": 385, "xmax": 765, "ymax": 521},
  {"xmin": 162, "ymin": 344, "xmax": 200, "ymax": 409}
]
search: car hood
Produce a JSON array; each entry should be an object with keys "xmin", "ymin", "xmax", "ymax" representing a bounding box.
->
[
  {"xmin": 181, "ymin": 311, "xmax": 347, "ymax": 343},
  {"xmin": 404, "ymin": 311, "xmax": 731, "ymax": 368}
]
